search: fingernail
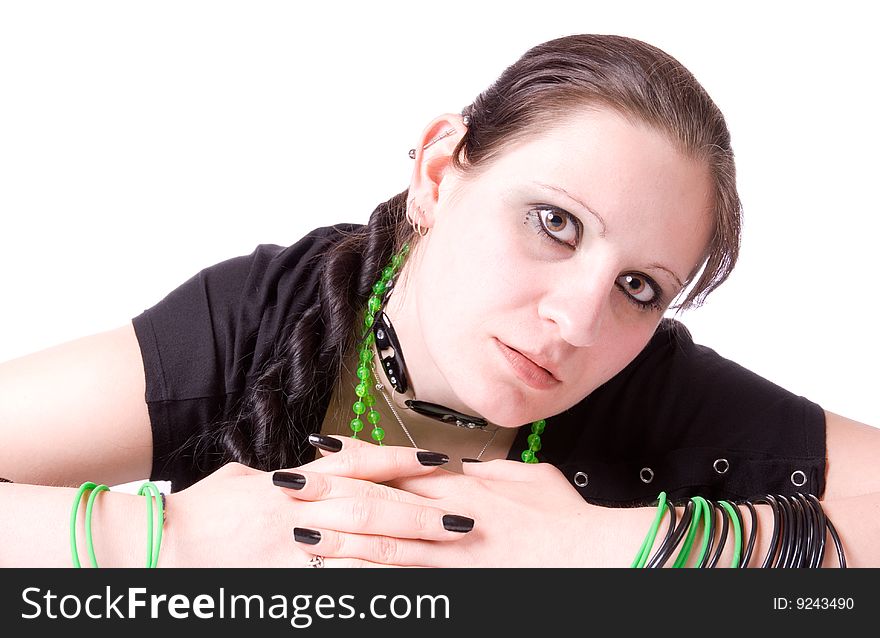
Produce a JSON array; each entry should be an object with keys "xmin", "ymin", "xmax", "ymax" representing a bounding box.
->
[
  {"xmin": 308, "ymin": 433, "xmax": 343, "ymax": 452},
  {"xmin": 293, "ymin": 527, "xmax": 322, "ymax": 545},
  {"xmin": 417, "ymin": 451, "xmax": 449, "ymax": 466},
  {"xmin": 273, "ymin": 471, "xmax": 306, "ymax": 490},
  {"xmin": 442, "ymin": 514, "xmax": 475, "ymax": 533},
  {"xmin": 461, "ymin": 458, "xmax": 482, "ymax": 463}
]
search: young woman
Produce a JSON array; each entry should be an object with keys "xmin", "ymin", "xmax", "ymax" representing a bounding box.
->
[{"xmin": 2, "ymin": 34, "xmax": 878, "ymax": 567}]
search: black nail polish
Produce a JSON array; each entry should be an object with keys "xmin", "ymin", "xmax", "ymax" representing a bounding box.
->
[
  {"xmin": 417, "ymin": 451, "xmax": 449, "ymax": 466},
  {"xmin": 273, "ymin": 471, "xmax": 306, "ymax": 490},
  {"xmin": 308, "ymin": 433, "xmax": 343, "ymax": 452},
  {"xmin": 442, "ymin": 514, "xmax": 475, "ymax": 533},
  {"xmin": 293, "ymin": 527, "xmax": 322, "ymax": 545},
  {"xmin": 460, "ymin": 458, "xmax": 482, "ymax": 463}
]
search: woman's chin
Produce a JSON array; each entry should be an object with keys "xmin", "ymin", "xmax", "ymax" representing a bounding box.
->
[{"xmin": 467, "ymin": 394, "xmax": 549, "ymax": 428}]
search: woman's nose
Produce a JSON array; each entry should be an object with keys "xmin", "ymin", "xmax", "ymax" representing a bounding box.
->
[{"xmin": 536, "ymin": 261, "xmax": 616, "ymax": 347}]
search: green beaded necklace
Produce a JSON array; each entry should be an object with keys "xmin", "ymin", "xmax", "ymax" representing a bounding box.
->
[{"xmin": 349, "ymin": 242, "xmax": 546, "ymax": 463}]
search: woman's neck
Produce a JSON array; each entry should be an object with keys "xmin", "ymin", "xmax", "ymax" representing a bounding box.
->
[
  {"xmin": 380, "ymin": 261, "xmax": 475, "ymax": 417},
  {"xmin": 319, "ymin": 341, "xmax": 519, "ymax": 472}
]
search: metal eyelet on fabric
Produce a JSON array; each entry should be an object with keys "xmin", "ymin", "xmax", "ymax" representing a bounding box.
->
[
  {"xmin": 573, "ymin": 471, "xmax": 589, "ymax": 488},
  {"xmin": 790, "ymin": 470, "xmax": 807, "ymax": 487},
  {"xmin": 639, "ymin": 467, "xmax": 654, "ymax": 483},
  {"xmin": 713, "ymin": 458, "xmax": 729, "ymax": 474}
]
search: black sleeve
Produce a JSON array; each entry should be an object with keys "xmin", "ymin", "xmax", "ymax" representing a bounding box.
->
[
  {"xmin": 527, "ymin": 319, "xmax": 827, "ymax": 506},
  {"xmin": 131, "ymin": 226, "xmax": 352, "ymax": 490}
]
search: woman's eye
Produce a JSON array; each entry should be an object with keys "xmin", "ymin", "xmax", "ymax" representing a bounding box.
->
[
  {"xmin": 534, "ymin": 207, "xmax": 580, "ymax": 247},
  {"xmin": 617, "ymin": 274, "xmax": 658, "ymax": 305}
]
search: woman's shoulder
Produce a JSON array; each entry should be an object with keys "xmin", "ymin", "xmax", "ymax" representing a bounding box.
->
[
  {"xmin": 231, "ymin": 222, "xmax": 365, "ymax": 272},
  {"xmin": 541, "ymin": 316, "xmax": 827, "ymax": 505}
]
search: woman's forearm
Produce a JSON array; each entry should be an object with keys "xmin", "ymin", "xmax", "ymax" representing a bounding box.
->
[
  {"xmin": 577, "ymin": 492, "xmax": 878, "ymax": 568},
  {"xmin": 0, "ymin": 482, "xmax": 164, "ymax": 567}
]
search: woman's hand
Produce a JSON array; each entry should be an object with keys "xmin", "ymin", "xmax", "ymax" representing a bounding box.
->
[
  {"xmin": 281, "ymin": 435, "xmax": 601, "ymax": 567},
  {"xmin": 161, "ymin": 442, "xmax": 472, "ymax": 567}
]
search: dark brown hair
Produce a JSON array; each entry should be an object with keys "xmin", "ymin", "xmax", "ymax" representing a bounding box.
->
[{"xmin": 453, "ymin": 34, "xmax": 740, "ymax": 310}]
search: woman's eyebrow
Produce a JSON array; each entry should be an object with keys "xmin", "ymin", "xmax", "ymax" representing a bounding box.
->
[
  {"xmin": 531, "ymin": 181, "xmax": 608, "ymax": 238},
  {"xmin": 530, "ymin": 180, "xmax": 685, "ymax": 291},
  {"xmin": 646, "ymin": 263, "xmax": 684, "ymax": 292}
]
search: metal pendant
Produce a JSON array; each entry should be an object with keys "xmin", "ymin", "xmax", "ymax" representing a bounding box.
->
[
  {"xmin": 373, "ymin": 311, "xmax": 409, "ymax": 394},
  {"xmin": 405, "ymin": 400, "xmax": 489, "ymax": 430}
]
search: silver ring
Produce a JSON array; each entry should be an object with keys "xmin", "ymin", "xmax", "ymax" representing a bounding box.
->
[
  {"xmin": 640, "ymin": 467, "xmax": 654, "ymax": 483},
  {"xmin": 573, "ymin": 471, "xmax": 589, "ymax": 488},
  {"xmin": 790, "ymin": 470, "xmax": 807, "ymax": 487},
  {"xmin": 713, "ymin": 458, "xmax": 729, "ymax": 474},
  {"xmin": 306, "ymin": 555, "xmax": 325, "ymax": 568}
]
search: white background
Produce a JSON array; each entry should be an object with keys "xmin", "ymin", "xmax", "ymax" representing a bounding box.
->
[{"xmin": 1, "ymin": 0, "xmax": 878, "ymax": 434}]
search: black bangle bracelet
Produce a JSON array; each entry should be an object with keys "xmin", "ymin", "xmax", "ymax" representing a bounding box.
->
[
  {"xmin": 798, "ymin": 495, "xmax": 812, "ymax": 568},
  {"xmin": 734, "ymin": 501, "xmax": 753, "ymax": 568},
  {"xmin": 795, "ymin": 494, "xmax": 815, "ymax": 568},
  {"xmin": 807, "ymin": 494, "xmax": 847, "ymax": 568},
  {"xmin": 697, "ymin": 498, "xmax": 717, "ymax": 568},
  {"xmin": 788, "ymin": 495, "xmax": 807, "ymax": 568},
  {"xmin": 826, "ymin": 516, "xmax": 846, "ymax": 568},
  {"xmin": 755, "ymin": 495, "xmax": 782, "ymax": 568},
  {"xmin": 807, "ymin": 494, "xmax": 827, "ymax": 567},
  {"xmin": 706, "ymin": 501, "xmax": 729, "ymax": 568},
  {"xmin": 797, "ymin": 496, "xmax": 809, "ymax": 568},
  {"xmin": 802, "ymin": 493, "xmax": 825, "ymax": 567},
  {"xmin": 656, "ymin": 500, "xmax": 678, "ymax": 560},
  {"xmin": 647, "ymin": 499, "xmax": 695, "ymax": 568},
  {"xmin": 780, "ymin": 495, "xmax": 795, "ymax": 568},
  {"xmin": 799, "ymin": 493, "xmax": 818, "ymax": 568},
  {"xmin": 645, "ymin": 500, "xmax": 677, "ymax": 569},
  {"xmin": 804, "ymin": 493, "xmax": 823, "ymax": 568},
  {"xmin": 778, "ymin": 494, "xmax": 795, "ymax": 568}
]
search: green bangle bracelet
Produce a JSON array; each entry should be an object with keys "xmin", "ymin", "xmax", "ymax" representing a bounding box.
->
[
  {"xmin": 137, "ymin": 481, "xmax": 164, "ymax": 568},
  {"xmin": 84, "ymin": 484, "xmax": 110, "ymax": 568},
  {"xmin": 631, "ymin": 491, "xmax": 668, "ymax": 568},
  {"xmin": 70, "ymin": 482, "xmax": 98, "ymax": 568},
  {"xmin": 719, "ymin": 501, "xmax": 743, "ymax": 568},
  {"xmin": 693, "ymin": 496, "xmax": 714, "ymax": 568},
  {"xmin": 71, "ymin": 480, "xmax": 166, "ymax": 568},
  {"xmin": 673, "ymin": 496, "xmax": 704, "ymax": 568}
]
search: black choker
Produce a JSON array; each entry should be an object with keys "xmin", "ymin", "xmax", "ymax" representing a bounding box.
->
[
  {"xmin": 372, "ymin": 311, "xmax": 489, "ymax": 430},
  {"xmin": 405, "ymin": 400, "xmax": 489, "ymax": 430},
  {"xmin": 374, "ymin": 311, "xmax": 409, "ymax": 394}
]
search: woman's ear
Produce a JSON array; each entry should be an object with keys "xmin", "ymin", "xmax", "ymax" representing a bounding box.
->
[{"xmin": 407, "ymin": 113, "xmax": 468, "ymax": 228}]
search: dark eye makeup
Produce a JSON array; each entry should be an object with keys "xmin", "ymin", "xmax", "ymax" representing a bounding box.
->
[{"xmin": 525, "ymin": 204, "xmax": 666, "ymax": 312}]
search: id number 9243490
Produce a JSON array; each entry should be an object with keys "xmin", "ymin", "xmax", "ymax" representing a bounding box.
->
[{"xmin": 773, "ymin": 597, "xmax": 854, "ymax": 611}]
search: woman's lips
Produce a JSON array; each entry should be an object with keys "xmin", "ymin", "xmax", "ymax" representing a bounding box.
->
[{"xmin": 494, "ymin": 338, "xmax": 561, "ymax": 390}]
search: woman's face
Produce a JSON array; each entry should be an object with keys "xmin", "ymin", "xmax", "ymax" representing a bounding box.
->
[{"xmin": 388, "ymin": 107, "xmax": 714, "ymax": 427}]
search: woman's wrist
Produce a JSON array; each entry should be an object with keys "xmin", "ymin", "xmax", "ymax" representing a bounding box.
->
[
  {"xmin": 76, "ymin": 487, "xmax": 159, "ymax": 567},
  {"xmin": 558, "ymin": 502, "xmax": 652, "ymax": 567},
  {"xmin": 567, "ymin": 499, "xmax": 779, "ymax": 568},
  {"xmin": 155, "ymin": 491, "xmax": 178, "ymax": 567},
  {"xmin": 0, "ymin": 483, "xmax": 152, "ymax": 567}
]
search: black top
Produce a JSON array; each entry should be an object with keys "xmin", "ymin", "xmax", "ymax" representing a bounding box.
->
[{"xmin": 132, "ymin": 224, "xmax": 826, "ymax": 506}]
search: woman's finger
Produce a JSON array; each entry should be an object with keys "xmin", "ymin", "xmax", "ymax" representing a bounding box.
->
[
  {"xmin": 385, "ymin": 471, "xmax": 469, "ymax": 500},
  {"xmin": 459, "ymin": 458, "xmax": 555, "ymax": 481},
  {"xmin": 387, "ymin": 459, "xmax": 562, "ymax": 499},
  {"xmin": 293, "ymin": 438, "xmax": 451, "ymax": 482},
  {"xmin": 272, "ymin": 469, "xmax": 428, "ymax": 507},
  {"xmin": 295, "ymin": 552, "xmax": 405, "ymax": 568},
  {"xmin": 294, "ymin": 496, "xmax": 475, "ymax": 541},
  {"xmin": 306, "ymin": 433, "xmax": 355, "ymax": 455},
  {"xmin": 293, "ymin": 527, "xmax": 446, "ymax": 567}
]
